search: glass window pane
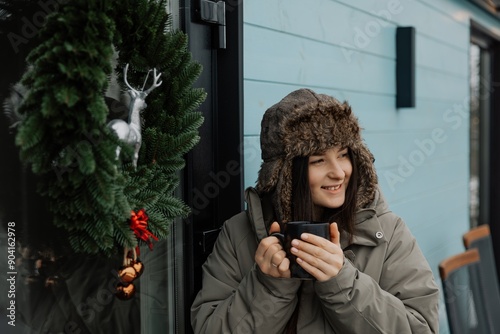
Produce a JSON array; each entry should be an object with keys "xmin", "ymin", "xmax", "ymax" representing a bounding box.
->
[{"xmin": 470, "ymin": 43, "xmax": 481, "ymax": 228}]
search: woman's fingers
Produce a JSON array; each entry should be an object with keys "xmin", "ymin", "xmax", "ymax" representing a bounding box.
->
[
  {"xmin": 295, "ymin": 256, "xmax": 338, "ymax": 281},
  {"xmin": 277, "ymin": 257, "xmax": 291, "ymax": 278},
  {"xmin": 255, "ymin": 221, "xmax": 291, "ymax": 277},
  {"xmin": 255, "ymin": 221, "xmax": 282, "ymax": 260},
  {"xmin": 268, "ymin": 221, "xmax": 281, "ymax": 235},
  {"xmin": 290, "ymin": 233, "xmax": 343, "ymax": 281},
  {"xmin": 298, "ymin": 233, "xmax": 338, "ymax": 253},
  {"xmin": 330, "ymin": 222, "xmax": 340, "ymax": 247}
]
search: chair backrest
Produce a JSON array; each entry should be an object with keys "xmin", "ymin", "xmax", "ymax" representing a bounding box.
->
[
  {"xmin": 439, "ymin": 249, "xmax": 490, "ymax": 334},
  {"xmin": 463, "ymin": 224, "xmax": 500, "ymax": 333},
  {"xmin": 464, "ymin": 225, "xmax": 493, "ymax": 249}
]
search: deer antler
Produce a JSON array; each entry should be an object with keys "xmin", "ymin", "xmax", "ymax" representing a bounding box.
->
[
  {"xmin": 123, "ymin": 63, "xmax": 138, "ymax": 94},
  {"xmin": 123, "ymin": 64, "xmax": 162, "ymax": 96},
  {"xmin": 143, "ymin": 68, "xmax": 162, "ymax": 95}
]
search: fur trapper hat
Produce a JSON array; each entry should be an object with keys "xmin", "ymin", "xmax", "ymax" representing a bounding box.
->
[{"xmin": 256, "ymin": 88, "xmax": 378, "ymax": 223}]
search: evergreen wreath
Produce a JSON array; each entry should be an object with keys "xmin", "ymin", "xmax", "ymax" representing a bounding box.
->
[{"xmin": 9, "ymin": 0, "xmax": 205, "ymax": 256}]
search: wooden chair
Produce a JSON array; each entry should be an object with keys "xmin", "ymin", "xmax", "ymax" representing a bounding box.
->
[
  {"xmin": 464, "ymin": 225, "xmax": 493, "ymax": 249},
  {"xmin": 463, "ymin": 224, "xmax": 500, "ymax": 333},
  {"xmin": 439, "ymin": 249, "xmax": 490, "ymax": 334}
]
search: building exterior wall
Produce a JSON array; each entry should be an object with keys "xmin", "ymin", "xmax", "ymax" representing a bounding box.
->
[{"xmin": 242, "ymin": 0, "xmax": 500, "ymax": 332}]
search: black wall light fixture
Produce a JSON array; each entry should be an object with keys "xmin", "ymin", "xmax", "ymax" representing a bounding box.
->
[{"xmin": 396, "ymin": 27, "xmax": 416, "ymax": 108}]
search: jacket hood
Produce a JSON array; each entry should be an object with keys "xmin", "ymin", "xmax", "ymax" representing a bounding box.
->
[
  {"xmin": 343, "ymin": 188, "xmax": 389, "ymax": 248},
  {"xmin": 256, "ymin": 88, "xmax": 378, "ymax": 223}
]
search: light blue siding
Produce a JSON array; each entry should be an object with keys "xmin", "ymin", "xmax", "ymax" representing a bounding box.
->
[
  {"xmin": 245, "ymin": 25, "xmax": 396, "ymax": 94},
  {"xmin": 243, "ymin": 0, "xmax": 500, "ymax": 332}
]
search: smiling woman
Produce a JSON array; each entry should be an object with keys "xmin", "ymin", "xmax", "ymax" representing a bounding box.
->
[
  {"xmin": 191, "ymin": 88, "xmax": 440, "ymax": 334},
  {"xmin": 308, "ymin": 147, "xmax": 353, "ymax": 214}
]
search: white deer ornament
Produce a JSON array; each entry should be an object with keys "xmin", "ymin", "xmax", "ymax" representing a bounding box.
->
[{"xmin": 108, "ymin": 64, "xmax": 162, "ymax": 168}]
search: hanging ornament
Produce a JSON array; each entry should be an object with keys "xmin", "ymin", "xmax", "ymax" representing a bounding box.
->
[
  {"xmin": 116, "ymin": 247, "xmax": 140, "ymax": 300},
  {"xmin": 115, "ymin": 209, "xmax": 157, "ymax": 300},
  {"xmin": 115, "ymin": 282, "xmax": 136, "ymax": 300}
]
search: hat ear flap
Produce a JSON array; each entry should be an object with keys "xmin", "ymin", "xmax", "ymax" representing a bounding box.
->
[
  {"xmin": 353, "ymin": 143, "xmax": 378, "ymax": 209},
  {"xmin": 257, "ymin": 159, "xmax": 284, "ymax": 194}
]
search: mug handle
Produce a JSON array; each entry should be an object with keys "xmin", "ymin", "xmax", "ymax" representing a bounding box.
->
[{"xmin": 269, "ymin": 232, "xmax": 284, "ymax": 245}]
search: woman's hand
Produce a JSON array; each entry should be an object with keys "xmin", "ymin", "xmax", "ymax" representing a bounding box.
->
[
  {"xmin": 255, "ymin": 222, "xmax": 291, "ymax": 278},
  {"xmin": 290, "ymin": 222, "xmax": 343, "ymax": 281}
]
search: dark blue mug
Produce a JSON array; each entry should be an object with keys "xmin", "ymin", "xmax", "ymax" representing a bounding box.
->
[{"xmin": 271, "ymin": 221, "xmax": 330, "ymax": 279}]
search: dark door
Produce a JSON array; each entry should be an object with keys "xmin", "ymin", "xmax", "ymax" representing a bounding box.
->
[
  {"xmin": 470, "ymin": 21, "xmax": 500, "ymax": 283},
  {"xmin": 180, "ymin": 1, "xmax": 244, "ymax": 332},
  {"xmin": 0, "ymin": 1, "xmax": 243, "ymax": 332}
]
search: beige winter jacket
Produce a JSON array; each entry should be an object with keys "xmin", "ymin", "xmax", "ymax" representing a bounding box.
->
[{"xmin": 191, "ymin": 187, "xmax": 440, "ymax": 333}]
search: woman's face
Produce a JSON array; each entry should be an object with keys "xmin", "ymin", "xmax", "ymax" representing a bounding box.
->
[{"xmin": 308, "ymin": 146, "xmax": 352, "ymax": 215}]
